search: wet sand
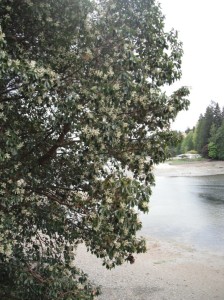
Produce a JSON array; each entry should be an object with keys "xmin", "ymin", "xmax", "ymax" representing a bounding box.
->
[{"xmin": 76, "ymin": 161, "xmax": 224, "ymax": 299}]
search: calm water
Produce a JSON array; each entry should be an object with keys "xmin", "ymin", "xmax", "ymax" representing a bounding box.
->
[{"xmin": 141, "ymin": 175, "xmax": 224, "ymax": 253}]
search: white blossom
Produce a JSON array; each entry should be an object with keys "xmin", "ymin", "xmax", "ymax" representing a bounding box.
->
[
  {"xmin": 113, "ymin": 83, "xmax": 120, "ymax": 91},
  {"xmin": 141, "ymin": 201, "xmax": 148, "ymax": 209},
  {"xmin": 17, "ymin": 179, "xmax": 25, "ymax": 187},
  {"xmin": 37, "ymin": 97, "xmax": 43, "ymax": 104},
  {"xmin": 30, "ymin": 60, "xmax": 36, "ymax": 68},
  {"xmin": 4, "ymin": 153, "xmax": 11, "ymax": 159},
  {"xmin": 17, "ymin": 142, "xmax": 24, "ymax": 149}
]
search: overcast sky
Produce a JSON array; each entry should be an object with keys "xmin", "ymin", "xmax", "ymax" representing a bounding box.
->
[{"xmin": 158, "ymin": 0, "xmax": 224, "ymax": 131}]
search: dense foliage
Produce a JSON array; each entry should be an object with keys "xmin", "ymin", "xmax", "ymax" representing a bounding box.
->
[
  {"xmin": 175, "ymin": 101, "xmax": 224, "ymax": 159},
  {"xmin": 0, "ymin": 0, "xmax": 189, "ymax": 298}
]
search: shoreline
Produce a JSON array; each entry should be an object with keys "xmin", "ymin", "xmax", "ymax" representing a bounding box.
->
[{"xmin": 153, "ymin": 160, "xmax": 224, "ymax": 177}]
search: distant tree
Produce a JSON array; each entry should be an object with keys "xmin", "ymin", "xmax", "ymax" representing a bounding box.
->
[
  {"xmin": 213, "ymin": 102, "xmax": 222, "ymax": 128},
  {"xmin": 193, "ymin": 101, "xmax": 222, "ymax": 156},
  {"xmin": 209, "ymin": 121, "xmax": 224, "ymax": 160},
  {"xmin": 222, "ymin": 107, "xmax": 224, "ymax": 120},
  {"xmin": 167, "ymin": 131, "xmax": 183, "ymax": 156},
  {"xmin": 208, "ymin": 142, "xmax": 218, "ymax": 159},
  {"xmin": 203, "ymin": 104, "xmax": 215, "ymax": 145},
  {"xmin": 208, "ymin": 123, "xmax": 218, "ymax": 159},
  {"xmin": 209, "ymin": 123, "xmax": 217, "ymax": 143},
  {"xmin": 180, "ymin": 130, "xmax": 194, "ymax": 153},
  {"xmin": 201, "ymin": 144, "xmax": 209, "ymax": 158},
  {"xmin": 185, "ymin": 127, "xmax": 191, "ymax": 134},
  {"xmin": 216, "ymin": 121, "xmax": 224, "ymax": 160},
  {"xmin": 193, "ymin": 114, "xmax": 206, "ymax": 153}
]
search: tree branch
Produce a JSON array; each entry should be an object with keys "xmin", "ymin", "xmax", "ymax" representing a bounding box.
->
[{"xmin": 38, "ymin": 123, "xmax": 70, "ymax": 165}]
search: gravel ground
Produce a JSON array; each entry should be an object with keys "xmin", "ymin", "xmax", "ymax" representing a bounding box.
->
[{"xmin": 76, "ymin": 238, "xmax": 224, "ymax": 300}]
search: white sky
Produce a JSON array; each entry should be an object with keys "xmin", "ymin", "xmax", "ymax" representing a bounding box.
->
[{"xmin": 159, "ymin": 0, "xmax": 224, "ymax": 131}]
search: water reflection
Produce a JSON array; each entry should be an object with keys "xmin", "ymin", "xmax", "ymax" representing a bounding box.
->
[
  {"xmin": 199, "ymin": 193, "xmax": 224, "ymax": 205},
  {"xmin": 141, "ymin": 175, "xmax": 224, "ymax": 253}
]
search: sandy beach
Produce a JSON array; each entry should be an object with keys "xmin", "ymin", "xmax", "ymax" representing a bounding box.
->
[
  {"xmin": 153, "ymin": 160, "xmax": 224, "ymax": 177},
  {"xmin": 76, "ymin": 161, "xmax": 224, "ymax": 300},
  {"xmin": 76, "ymin": 239, "xmax": 224, "ymax": 300}
]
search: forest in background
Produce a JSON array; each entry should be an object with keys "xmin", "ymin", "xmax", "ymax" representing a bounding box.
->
[{"xmin": 171, "ymin": 101, "xmax": 224, "ymax": 160}]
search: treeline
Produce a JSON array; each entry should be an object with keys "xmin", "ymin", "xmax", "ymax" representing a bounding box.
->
[{"xmin": 172, "ymin": 101, "xmax": 224, "ymax": 160}]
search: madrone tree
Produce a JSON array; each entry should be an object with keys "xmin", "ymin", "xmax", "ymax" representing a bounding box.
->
[{"xmin": 0, "ymin": 0, "xmax": 189, "ymax": 298}]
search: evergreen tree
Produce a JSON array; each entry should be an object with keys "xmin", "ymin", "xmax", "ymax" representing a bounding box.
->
[
  {"xmin": 216, "ymin": 121, "xmax": 224, "ymax": 160},
  {"xmin": 213, "ymin": 102, "xmax": 222, "ymax": 128},
  {"xmin": 209, "ymin": 120, "xmax": 224, "ymax": 160},
  {"xmin": 193, "ymin": 101, "xmax": 222, "ymax": 156},
  {"xmin": 208, "ymin": 142, "xmax": 218, "ymax": 159},
  {"xmin": 203, "ymin": 104, "xmax": 215, "ymax": 145},
  {"xmin": 193, "ymin": 114, "xmax": 206, "ymax": 153},
  {"xmin": 222, "ymin": 107, "xmax": 224, "ymax": 120},
  {"xmin": 209, "ymin": 123, "xmax": 217, "ymax": 143}
]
